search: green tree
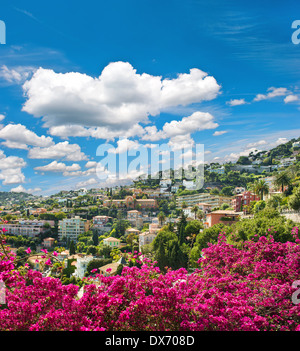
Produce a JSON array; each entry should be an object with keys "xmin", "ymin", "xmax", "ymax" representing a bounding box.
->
[
  {"xmin": 181, "ymin": 201, "xmax": 188, "ymax": 209},
  {"xmin": 289, "ymin": 186, "xmax": 300, "ymax": 211},
  {"xmin": 176, "ymin": 212, "xmax": 187, "ymax": 244},
  {"xmin": 196, "ymin": 209, "xmax": 204, "ymax": 221},
  {"xmin": 69, "ymin": 240, "xmax": 76, "ymax": 255},
  {"xmin": 273, "ymin": 171, "xmax": 291, "ymax": 193},
  {"xmin": 168, "ymin": 239, "xmax": 188, "ymax": 270},
  {"xmin": 266, "ymin": 194, "xmax": 282, "ymax": 209},
  {"xmin": 220, "ymin": 186, "xmax": 234, "ymax": 196},
  {"xmin": 189, "ymin": 245, "xmax": 201, "ymax": 268},
  {"xmin": 256, "ymin": 179, "xmax": 269, "ymax": 201},
  {"xmin": 86, "ymin": 245, "xmax": 97, "ymax": 255},
  {"xmin": 157, "ymin": 212, "xmax": 166, "ymax": 226},
  {"xmin": 191, "ymin": 205, "xmax": 199, "ymax": 220},
  {"xmin": 92, "ymin": 231, "xmax": 99, "ymax": 246},
  {"xmin": 253, "ymin": 200, "xmax": 266, "ymax": 213},
  {"xmin": 237, "ymin": 156, "xmax": 251, "ymax": 165},
  {"xmin": 195, "ymin": 223, "xmax": 231, "ymax": 250},
  {"xmin": 55, "ymin": 212, "xmax": 67, "ymax": 221},
  {"xmin": 155, "ymin": 237, "xmax": 168, "ymax": 272},
  {"xmin": 184, "ymin": 220, "xmax": 202, "ymax": 237}
]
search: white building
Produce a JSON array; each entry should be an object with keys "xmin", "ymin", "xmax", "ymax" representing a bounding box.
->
[
  {"xmin": 73, "ymin": 255, "xmax": 94, "ymax": 279},
  {"xmin": 0, "ymin": 219, "xmax": 54, "ymax": 238},
  {"xmin": 280, "ymin": 157, "xmax": 296, "ymax": 167},
  {"xmin": 139, "ymin": 231, "xmax": 157, "ymax": 251},
  {"xmin": 58, "ymin": 216, "xmax": 88, "ymax": 243},
  {"xmin": 292, "ymin": 141, "xmax": 300, "ymax": 149}
]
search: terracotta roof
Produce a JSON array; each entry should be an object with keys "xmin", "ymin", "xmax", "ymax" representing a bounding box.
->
[
  {"xmin": 103, "ymin": 237, "xmax": 121, "ymax": 242},
  {"xmin": 208, "ymin": 210, "xmax": 239, "ymax": 215},
  {"xmin": 99, "ymin": 262, "xmax": 120, "ymax": 274}
]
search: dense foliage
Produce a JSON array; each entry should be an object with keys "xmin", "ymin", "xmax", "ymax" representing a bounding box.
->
[{"xmin": 1, "ymin": 227, "xmax": 300, "ymax": 331}]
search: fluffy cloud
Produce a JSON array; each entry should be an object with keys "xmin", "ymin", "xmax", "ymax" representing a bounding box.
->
[
  {"xmin": 108, "ymin": 138, "xmax": 140, "ymax": 154},
  {"xmin": 142, "ymin": 111, "xmax": 218, "ymax": 142},
  {"xmin": 162, "ymin": 112, "xmax": 218, "ymax": 138},
  {"xmin": 10, "ymin": 185, "xmax": 27, "ymax": 193},
  {"xmin": 75, "ymin": 177, "xmax": 99, "ymax": 189},
  {"xmin": 213, "ymin": 130, "xmax": 227, "ymax": 136},
  {"xmin": 246, "ymin": 140, "xmax": 267, "ymax": 148},
  {"xmin": 34, "ymin": 161, "xmax": 81, "ymax": 173},
  {"xmin": 226, "ymin": 98, "xmax": 247, "ymax": 106},
  {"xmin": 85, "ymin": 161, "xmax": 97, "ymax": 168},
  {"xmin": 0, "ymin": 65, "xmax": 35, "ymax": 84},
  {"xmin": 1, "ymin": 140, "xmax": 29, "ymax": 150},
  {"xmin": 0, "ymin": 124, "xmax": 53, "ymax": 149},
  {"xmin": 22, "ymin": 62, "xmax": 221, "ymax": 139},
  {"xmin": 254, "ymin": 87, "xmax": 289, "ymax": 101},
  {"xmin": 141, "ymin": 126, "xmax": 166, "ymax": 142},
  {"xmin": 0, "ymin": 150, "xmax": 27, "ymax": 185},
  {"xmin": 167, "ymin": 134, "xmax": 195, "ymax": 151},
  {"xmin": 284, "ymin": 95, "xmax": 299, "ymax": 103},
  {"xmin": 222, "ymin": 137, "xmax": 290, "ymax": 163},
  {"xmin": 10, "ymin": 185, "xmax": 42, "ymax": 193},
  {"xmin": 28, "ymin": 141, "xmax": 88, "ymax": 161},
  {"xmin": 48, "ymin": 124, "xmax": 145, "ymax": 141}
]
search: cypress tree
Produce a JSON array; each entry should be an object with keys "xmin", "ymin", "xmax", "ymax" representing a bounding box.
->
[{"xmin": 69, "ymin": 240, "xmax": 76, "ymax": 255}]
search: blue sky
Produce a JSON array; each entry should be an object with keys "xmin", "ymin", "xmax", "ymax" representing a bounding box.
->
[{"xmin": 0, "ymin": 0, "xmax": 299, "ymax": 195}]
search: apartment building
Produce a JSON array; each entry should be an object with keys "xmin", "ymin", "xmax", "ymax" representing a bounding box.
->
[
  {"xmin": 92, "ymin": 215, "xmax": 112, "ymax": 233},
  {"xmin": 139, "ymin": 231, "xmax": 157, "ymax": 251},
  {"xmin": 103, "ymin": 195, "xmax": 157, "ymax": 210},
  {"xmin": 58, "ymin": 216, "xmax": 88, "ymax": 242},
  {"xmin": 176, "ymin": 193, "xmax": 232, "ymax": 209},
  {"xmin": 231, "ymin": 191, "xmax": 260, "ymax": 212},
  {"xmin": 0, "ymin": 219, "xmax": 55, "ymax": 238},
  {"xmin": 127, "ymin": 210, "xmax": 143, "ymax": 228}
]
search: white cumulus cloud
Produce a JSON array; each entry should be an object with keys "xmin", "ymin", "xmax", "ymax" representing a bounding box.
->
[
  {"xmin": 28, "ymin": 141, "xmax": 88, "ymax": 161},
  {"xmin": 22, "ymin": 62, "xmax": 221, "ymax": 139}
]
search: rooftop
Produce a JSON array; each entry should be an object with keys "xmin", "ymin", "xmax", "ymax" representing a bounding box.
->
[
  {"xmin": 103, "ymin": 237, "xmax": 121, "ymax": 242},
  {"xmin": 208, "ymin": 210, "xmax": 239, "ymax": 215}
]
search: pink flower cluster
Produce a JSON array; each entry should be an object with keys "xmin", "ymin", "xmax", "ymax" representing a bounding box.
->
[{"xmin": 0, "ymin": 228, "xmax": 300, "ymax": 331}]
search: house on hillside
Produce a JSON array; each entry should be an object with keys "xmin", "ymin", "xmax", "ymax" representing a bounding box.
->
[{"xmin": 204, "ymin": 210, "xmax": 240, "ymax": 228}]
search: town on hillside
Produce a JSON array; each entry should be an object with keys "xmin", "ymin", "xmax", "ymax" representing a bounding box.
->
[{"xmin": 0, "ymin": 137, "xmax": 300, "ymax": 282}]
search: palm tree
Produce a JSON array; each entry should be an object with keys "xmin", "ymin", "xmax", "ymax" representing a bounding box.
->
[
  {"xmin": 256, "ymin": 179, "xmax": 269, "ymax": 201},
  {"xmin": 273, "ymin": 171, "xmax": 291, "ymax": 193},
  {"xmin": 191, "ymin": 205, "xmax": 199, "ymax": 220},
  {"xmin": 157, "ymin": 212, "xmax": 166, "ymax": 226},
  {"xmin": 248, "ymin": 180, "xmax": 260, "ymax": 197}
]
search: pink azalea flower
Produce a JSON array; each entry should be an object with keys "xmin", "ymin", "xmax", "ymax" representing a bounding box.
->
[{"xmin": 25, "ymin": 247, "xmax": 31, "ymax": 254}]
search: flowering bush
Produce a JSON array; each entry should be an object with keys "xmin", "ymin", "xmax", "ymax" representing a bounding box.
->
[{"xmin": 1, "ymin": 227, "xmax": 300, "ymax": 331}]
